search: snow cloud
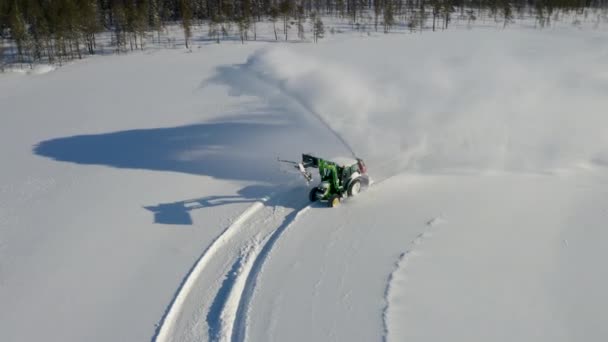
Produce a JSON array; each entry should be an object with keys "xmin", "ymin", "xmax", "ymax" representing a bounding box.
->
[{"xmin": 242, "ymin": 29, "xmax": 608, "ymax": 176}]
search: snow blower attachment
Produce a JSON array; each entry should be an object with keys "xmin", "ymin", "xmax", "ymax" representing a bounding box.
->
[{"xmin": 280, "ymin": 154, "xmax": 369, "ymax": 208}]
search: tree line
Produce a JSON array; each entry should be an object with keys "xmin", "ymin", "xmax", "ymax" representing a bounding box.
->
[{"xmin": 0, "ymin": 0, "xmax": 607, "ymax": 65}]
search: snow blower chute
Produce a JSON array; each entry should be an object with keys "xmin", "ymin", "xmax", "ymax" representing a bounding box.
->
[{"xmin": 279, "ymin": 154, "xmax": 369, "ymax": 207}]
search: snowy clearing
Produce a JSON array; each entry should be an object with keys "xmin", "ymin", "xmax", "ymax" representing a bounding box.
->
[{"xmin": 1, "ymin": 25, "xmax": 608, "ymax": 342}]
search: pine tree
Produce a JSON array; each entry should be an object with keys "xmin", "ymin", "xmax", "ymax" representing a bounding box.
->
[
  {"xmin": 111, "ymin": 2, "xmax": 128, "ymax": 53},
  {"xmin": 219, "ymin": 0, "xmax": 233, "ymax": 40},
  {"xmin": 77, "ymin": 0, "xmax": 100, "ymax": 54},
  {"xmin": 25, "ymin": 0, "xmax": 46, "ymax": 61},
  {"xmin": 134, "ymin": 0, "xmax": 149, "ymax": 50},
  {"xmin": 239, "ymin": 0, "xmax": 252, "ymax": 42},
  {"xmin": 241, "ymin": 0, "xmax": 252, "ymax": 22},
  {"xmin": 0, "ymin": 0, "xmax": 6, "ymax": 32},
  {"xmin": 313, "ymin": 14, "xmax": 324, "ymax": 43},
  {"xmin": 208, "ymin": 17, "xmax": 220, "ymax": 43},
  {"xmin": 9, "ymin": 2, "xmax": 29, "ymax": 63},
  {"xmin": 269, "ymin": 5, "xmax": 279, "ymax": 41},
  {"xmin": 442, "ymin": 0, "xmax": 453, "ymax": 29},
  {"xmin": 374, "ymin": 0, "xmax": 383, "ymax": 31},
  {"xmin": 279, "ymin": 0, "xmax": 292, "ymax": 40},
  {"xmin": 180, "ymin": 0, "xmax": 193, "ymax": 49},
  {"xmin": 466, "ymin": 9, "xmax": 477, "ymax": 27},
  {"xmin": 431, "ymin": 0, "xmax": 441, "ymax": 31},
  {"xmin": 384, "ymin": 0, "xmax": 395, "ymax": 32},
  {"xmin": 296, "ymin": 5, "xmax": 305, "ymax": 40},
  {"xmin": 237, "ymin": 15, "xmax": 250, "ymax": 43},
  {"xmin": 150, "ymin": 0, "xmax": 164, "ymax": 44},
  {"xmin": 0, "ymin": 37, "xmax": 5, "ymax": 71},
  {"xmin": 336, "ymin": 0, "xmax": 346, "ymax": 17},
  {"xmin": 501, "ymin": 0, "xmax": 513, "ymax": 27},
  {"xmin": 419, "ymin": 0, "xmax": 428, "ymax": 31}
]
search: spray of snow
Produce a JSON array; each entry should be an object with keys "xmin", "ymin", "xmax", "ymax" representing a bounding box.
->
[{"xmin": 241, "ymin": 30, "xmax": 608, "ymax": 175}]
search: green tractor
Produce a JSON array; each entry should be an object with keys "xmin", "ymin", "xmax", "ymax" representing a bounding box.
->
[{"xmin": 281, "ymin": 154, "xmax": 369, "ymax": 207}]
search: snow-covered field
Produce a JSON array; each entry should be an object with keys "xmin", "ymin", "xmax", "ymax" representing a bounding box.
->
[{"xmin": 2, "ymin": 25, "xmax": 608, "ymax": 342}]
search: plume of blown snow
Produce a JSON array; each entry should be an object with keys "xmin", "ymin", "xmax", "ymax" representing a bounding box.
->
[
  {"xmin": 242, "ymin": 48, "xmax": 380, "ymax": 152},
  {"xmin": 241, "ymin": 29, "xmax": 608, "ymax": 175}
]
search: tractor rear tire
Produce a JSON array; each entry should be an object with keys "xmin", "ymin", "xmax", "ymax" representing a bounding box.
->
[
  {"xmin": 309, "ymin": 188, "xmax": 319, "ymax": 202},
  {"xmin": 328, "ymin": 195, "xmax": 341, "ymax": 208},
  {"xmin": 348, "ymin": 179, "xmax": 361, "ymax": 197}
]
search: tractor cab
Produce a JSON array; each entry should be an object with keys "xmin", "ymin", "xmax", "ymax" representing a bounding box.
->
[{"xmin": 301, "ymin": 154, "xmax": 369, "ymax": 207}]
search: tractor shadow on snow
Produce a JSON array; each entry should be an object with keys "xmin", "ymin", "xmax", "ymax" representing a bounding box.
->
[
  {"xmin": 144, "ymin": 195, "xmax": 253, "ymax": 225},
  {"xmin": 143, "ymin": 184, "xmax": 305, "ymax": 225},
  {"xmin": 32, "ymin": 113, "xmax": 330, "ymax": 225}
]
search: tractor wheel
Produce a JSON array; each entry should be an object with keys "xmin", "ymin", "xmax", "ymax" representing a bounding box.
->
[
  {"xmin": 347, "ymin": 179, "xmax": 361, "ymax": 197},
  {"xmin": 328, "ymin": 195, "xmax": 341, "ymax": 208},
  {"xmin": 309, "ymin": 188, "xmax": 319, "ymax": 202}
]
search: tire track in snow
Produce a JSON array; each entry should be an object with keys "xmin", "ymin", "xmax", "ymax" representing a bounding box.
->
[
  {"xmin": 229, "ymin": 205, "xmax": 310, "ymax": 342},
  {"xmin": 382, "ymin": 216, "xmax": 447, "ymax": 342},
  {"xmin": 226, "ymin": 178, "xmax": 405, "ymax": 342},
  {"xmin": 153, "ymin": 195, "xmax": 273, "ymax": 342}
]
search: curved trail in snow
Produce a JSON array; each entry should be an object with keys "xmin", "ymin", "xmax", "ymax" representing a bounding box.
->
[
  {"xmin": 382, "ymin": 216, "xmax": 447, "ymax": 342},
  {"xmin": 204, "ymin": 192, "xmax": 310, "ymax": 342},
  {"xmin": 230, "ymin": 206, "xmax": 311, "ymax": 342},
  {"xmin": 152, "ymin": 195, "xmax": 273, "ymax": 342},
  {"xmin": 152, "ymin": 186, "xmax": 310, "ymax": 342}
]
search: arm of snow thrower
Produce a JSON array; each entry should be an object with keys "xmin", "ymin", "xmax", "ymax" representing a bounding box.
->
[
  {"xmin": 301, "ymin": 154, "xmax": 320, "ymax": 168},
  {"xmin": 278, "ymin": 157, "xmax": 313, "ymax": 183}
]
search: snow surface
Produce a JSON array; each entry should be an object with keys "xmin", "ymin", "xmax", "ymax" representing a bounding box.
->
[{"xmin": 1, "ymin": 25, "xmax": 608, "ymax": 342}]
